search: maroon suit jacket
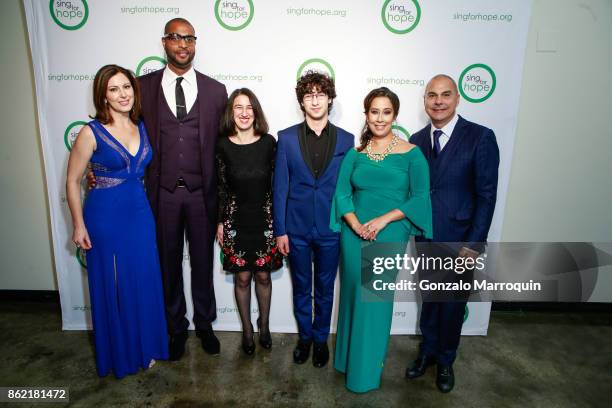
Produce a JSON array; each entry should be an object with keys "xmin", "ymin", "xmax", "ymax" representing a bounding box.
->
[{"xmin": 139, "ymin": 68, "xmax": 228, "ymax": 224}]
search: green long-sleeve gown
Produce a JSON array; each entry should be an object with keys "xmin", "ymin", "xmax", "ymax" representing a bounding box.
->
[{"xmin": 330, "ymin": 147, "xmax": 432, "ymax": 393}]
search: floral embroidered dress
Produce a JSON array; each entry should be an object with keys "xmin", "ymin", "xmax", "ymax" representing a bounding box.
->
[{"xmin": 216, "ymin": 134, "xmax": 283, "ymax": 272}]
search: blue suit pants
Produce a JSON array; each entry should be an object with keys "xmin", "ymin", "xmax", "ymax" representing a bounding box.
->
[{"xmin": 288, "ymin": 227, "xmax": 339, "ymax": 343}]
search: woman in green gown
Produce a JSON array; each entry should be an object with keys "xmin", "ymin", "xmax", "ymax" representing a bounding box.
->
[{"xmin": 331, "ymin": 87, "xmax": 432, "ymax": 393}]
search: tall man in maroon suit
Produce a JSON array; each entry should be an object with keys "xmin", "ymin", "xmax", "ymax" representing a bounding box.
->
[{"xmin": 139, "ymin": 18, "xmax": 228, "ymax": 360}]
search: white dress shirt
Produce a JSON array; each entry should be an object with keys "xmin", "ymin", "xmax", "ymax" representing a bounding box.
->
[
  {"xmin": 161, "ymin": 66, "xmax": 198, "ymax": 117},
  {"xmin": 430, "ymin": 113, "xmax": 459, "ymax": 152}
]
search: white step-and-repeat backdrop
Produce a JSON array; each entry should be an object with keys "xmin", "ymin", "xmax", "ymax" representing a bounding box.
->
[{"xmin": 24, "ymin": 0, "xmax": 532, "ymax": 333}]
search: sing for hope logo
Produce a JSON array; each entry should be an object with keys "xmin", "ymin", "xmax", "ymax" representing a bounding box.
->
[
  {"xmin": 381, "ymin": 0, "xmax": 421, "ymax": 34},
  {"xmin": 392, "ymin": 124, "xmax": 411, "ymax": 141},
  {"xmin": 64, "ymin": 121, "xmax": 87, "ymax": 151},
  {"xmin": 296, "ymin": 58, "xmax": 335, "ymax": 81},
  {"xmin": 76, "ymin": 247, "xmax": 87, "ymax": 269},
  {"xmin": 459, "ymin": 64, "xmax": 496, "ymax": 103},
  {"xmin": 136, "ymin": 56, "xmax": 166, "ymax": 77},
  {"xmin": 49, "ymin": 0, "xmax": 89, "ymax": 30},
  {"xmin": 215, "ymin": 0, "xmax": 254, "ymax": 31}
]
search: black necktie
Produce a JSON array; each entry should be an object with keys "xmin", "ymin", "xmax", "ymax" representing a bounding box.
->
[
  {"xmin": 175, "ymin": 77, "xmax": 187, "ymax": 120},
  {"xmin": 433, "ymin": 129, "xmax": 443, "ymax": 158}
]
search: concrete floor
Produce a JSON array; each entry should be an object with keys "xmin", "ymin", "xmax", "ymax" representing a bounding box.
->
[{"xmin": 0, "ymin": 302, "xmax": 610, "ymax": 407}]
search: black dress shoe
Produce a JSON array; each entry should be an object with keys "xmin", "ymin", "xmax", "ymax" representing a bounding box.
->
[
  {"xmin": 196, "ymin": 329, "xmax": 220, "ymax": 355},
  {"xmin": 405, "ymin": 355, "xmax": 435, "ymax": 379},
  {"xmin": 257, "ymin": 318, "xmax": 272, "ymax": 349},
  {"xmin": 293, "ymin": 339, "xmax": 312, "ymax": 364},
  {"xmin": 436, "ymin": 365, "xmax": 455, "ymax": 393},
  {"xmin": 168, "ymin": 331, "xmax": 188, "ymax": 361},
  {"xmin": 312, "ymin": 342, "xmax": 329, "ymax": 368}
]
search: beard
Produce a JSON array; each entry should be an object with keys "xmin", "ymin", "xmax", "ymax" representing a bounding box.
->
[{"xmin": 165, "ymin": 48, "xmax": 195, "ymax": 70}]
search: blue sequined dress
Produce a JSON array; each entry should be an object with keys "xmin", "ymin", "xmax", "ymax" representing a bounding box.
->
[{"xmin": 83, "ymin": 120, "xmax": 168, "ymax": 378}]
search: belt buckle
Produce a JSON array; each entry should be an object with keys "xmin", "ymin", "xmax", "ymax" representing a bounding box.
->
[{"xmin": 176, "ymin": 178, "xmax": 186, "ymax": 188}]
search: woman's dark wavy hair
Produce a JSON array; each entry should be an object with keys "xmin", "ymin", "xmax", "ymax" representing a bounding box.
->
[
  {"xmin": 295, "ymin": 70, "xmax": 336, "ymax": 113},
  {"xmin": 357, "ymin": 87, "xmax": 400, "ymax": 152},
  {"xmin": 91, "ymin": 64, "xmax": 141, "ymax": 125},
  {"xmin": 219, "ymin": 88, "xmax": 269, "ymax": 137}
]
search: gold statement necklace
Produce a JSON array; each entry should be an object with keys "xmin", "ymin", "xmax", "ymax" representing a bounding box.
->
[{"xmin": 365, "ymin": 134, "xmax": 399, "ymax": 162}]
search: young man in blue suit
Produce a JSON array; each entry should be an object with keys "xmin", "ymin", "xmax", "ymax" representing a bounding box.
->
[
  {"xmin": 273, "ymin": 71, "xmax": 354, "ymax": 367},
  {"xmin": 405, "ymin": 74, "xmax": 499, "ymax": 392}
]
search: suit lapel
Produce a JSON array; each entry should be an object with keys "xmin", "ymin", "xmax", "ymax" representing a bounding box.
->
[
  {"xmin": 419, "ymin": 124, "xmax": 435, "ymax": 163},
  {"xmin": 149, "ymin": 70, "xmax": 164, "ymax": 153},
  {"xmin": 196, "ymin": 73, "xmax": 212, "ymax": 152},
  {"xmin": 297, "ymin": 122, "xmax": 316, "ymax": 178},
  {"xmin": 318, "ymin": 123, "xmax": 338, "ymax": 178},
  {"xmin": 432, "ymin": 116, "xmax": 468, "ymax": 186}
]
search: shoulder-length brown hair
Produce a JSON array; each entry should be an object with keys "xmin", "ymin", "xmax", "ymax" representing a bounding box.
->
[
  {"xmin": 357, "ymin": 87, "xmax": 400, "ymax": 152},
  {"xmin": 91, "ymin": 64, "xmax": 141, "ymax": 125},
  {"xmin": 219, "ymin": 88, "xmax": 269, "ymax": 137}
]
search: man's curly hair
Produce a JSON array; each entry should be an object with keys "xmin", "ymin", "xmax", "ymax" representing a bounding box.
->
[{"xmin": 295, "ymin": 70, "xmax": 336, "ymax": 113}]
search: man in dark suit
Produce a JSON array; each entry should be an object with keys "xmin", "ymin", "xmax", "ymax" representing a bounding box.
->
[
  {"xmin": 140, "ymin": 18, "xmax": 228, "ymax": 360},
  {"xmin": 405, "ymin": 74, "xmax": 499, "ymax": 392},
  {"xmin": 273, "ymin": 71, "xmax": 354, "ymax": 368}
]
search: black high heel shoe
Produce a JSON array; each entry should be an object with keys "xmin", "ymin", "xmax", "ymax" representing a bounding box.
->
[
  {"xmin": 242, "ymin": 324, "xmax": 255, "ymax": 355},
  {"xmin": 257, "ymin": 317, "xmax": 272, "ymax": 349}
]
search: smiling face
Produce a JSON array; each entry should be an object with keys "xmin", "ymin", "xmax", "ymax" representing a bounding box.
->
[
  {"xmin": 162, "ymin": 20, "xmax": 196, "ymax": 73},
  {"xmin": 232, "ymin": 94, "xmax": 254, "ymax": 132},
  {"xmin": 366, "ymin": 96, "xmax": 396, "ymax": 138},
  {"xmin": 301, "ymin": 85, "xmax": 330, "ymax": 122},
  {"xmin": 424, "ymin": 76, "xmax": 460, "ymax": 128},
  {"xmin": 105, "ymin": 73, "xmax": 134, "ymax": 115}
]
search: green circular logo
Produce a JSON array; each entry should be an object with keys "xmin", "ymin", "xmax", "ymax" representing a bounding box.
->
[
  {"xmin": 136, "ymin": 56, "xmax": 166, "ymax": 77},
  {"xmin": 64, "ymin": 120, "xmax": 88, "ymax": 151},
  {"xmin": 381, "ymin": 0, "xmax": 421, "ymax": 35},
  {"xmin": 392, "ymin": 124, "xmax": 411, "ymax": 141},
  {"xmin": 463, "ymin": 304, "xmax": 469, "ymax": 322},
  {"xmin": 459, "ymin": 63, "xmax": 496, "ymax": 103},
  {"xmin": 214, "ymin": 0, "xmax": 254, "ymax": 31},
  {"xmin": 49, "ymin": 0, "xmax": 89, "ymax": 31},
  {"xmin": 76, "ymin": 247, "xmax": 87, "ymax": 269},
  {"xmin": 296, "ymin": 58, "xmax": 335, "ymax": 81}
]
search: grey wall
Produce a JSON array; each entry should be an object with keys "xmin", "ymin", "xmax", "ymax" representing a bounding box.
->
[
  {"xmin": 1, "ymin": 0, "xmax": 611, "ymax": 290},
  {"xmin": 502, "ymin": 0, "xmax": 612, "ymax": 242},
  {"xmin": 0, "ymin": 0, "xmax": 56, "ymax": 290}
]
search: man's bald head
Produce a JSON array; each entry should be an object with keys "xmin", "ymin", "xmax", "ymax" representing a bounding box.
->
[
  {"xmin": 424, "ymin": 74, "xmax": 460, "ymax": 128},
  {"xmin": 164, "ymin": 18, "xmax": 194, "ymax": 35},
  {"xmin": 426, "ymin": 74, "xmax": 458, "ymax": 94}
]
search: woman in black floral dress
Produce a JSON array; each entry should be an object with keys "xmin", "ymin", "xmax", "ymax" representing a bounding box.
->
[{"xmin": 216, "ymin": 88, "xmax": 283, "ymax": 355}]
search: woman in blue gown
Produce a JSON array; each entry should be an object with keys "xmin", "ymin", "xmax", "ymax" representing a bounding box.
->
[{"xmin": 66, "ymin": 65, "xmax": 168, "ymax": 378}]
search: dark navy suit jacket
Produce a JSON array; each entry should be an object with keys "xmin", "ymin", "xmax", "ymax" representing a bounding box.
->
[
  {"xmin": 273, "ymin": 123, "xmax": 355, "ymax": 237},
  {"xmin": 410, "ymin": 115, "xmax": 499, "ymax": 251}
]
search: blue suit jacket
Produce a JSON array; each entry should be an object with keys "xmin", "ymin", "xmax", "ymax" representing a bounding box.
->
[
  {"xmin": 273, "ymin": 123, "xmax": 355, "ymax": 237},
  {"xmin": 410, "ymin": 116, "xmax": 499, "ymax": 251}
]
